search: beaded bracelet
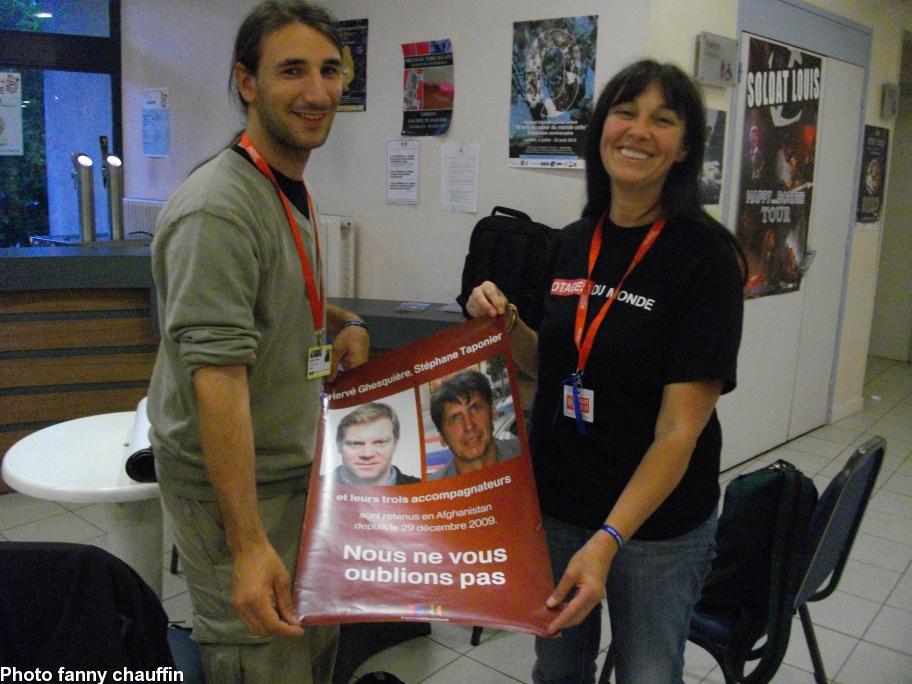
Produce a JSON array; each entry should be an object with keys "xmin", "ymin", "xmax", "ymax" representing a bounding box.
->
[{"xmin": 599, "ymin": 523, "xmax": 625, "ymax": 550}]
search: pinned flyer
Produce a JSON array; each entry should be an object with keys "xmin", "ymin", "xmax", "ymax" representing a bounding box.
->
[{"xmin": 294, "ymin": 316, "xmax": 554, "ymax": 635}]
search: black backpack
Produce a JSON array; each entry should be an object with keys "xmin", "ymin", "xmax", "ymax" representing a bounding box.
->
[
  {"xmin": 700, "ymin": 460, "xmax": 818, "ymax": 645},
  {"xmin": 456, "ymin": 206, "xmax": 558, "ymax": 330}
]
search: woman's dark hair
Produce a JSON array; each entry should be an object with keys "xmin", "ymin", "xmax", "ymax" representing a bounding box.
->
[
  {"xmin": 230, "ymin": 0, "xmax": 342, "ymax": 112},
  {"xmin": 583, "ymin": 59, "xmax": 746, "ymax": 281}
]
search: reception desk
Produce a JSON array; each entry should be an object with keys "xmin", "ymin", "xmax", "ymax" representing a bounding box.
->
[{"xmin": 0, "ymin": 243, "xmax": 464, "ymax": 491}]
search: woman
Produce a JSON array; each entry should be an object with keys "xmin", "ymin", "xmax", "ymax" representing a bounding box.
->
[{"xmin": 467, "ymin": 60, "xmax": 745, "ymax": 684}]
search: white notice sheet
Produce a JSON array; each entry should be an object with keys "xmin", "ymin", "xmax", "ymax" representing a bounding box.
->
[
  {"xmin": 441, "ymin": 143, "xmax": 479, "ymax": 213},
  {"xmin": 387, "ymin": 139, "xmax": 420, "ymax": 205}
]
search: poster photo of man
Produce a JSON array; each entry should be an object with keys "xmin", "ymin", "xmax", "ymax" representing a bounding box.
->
[
  {"xmin": 856, "ymin": 125, "xmax": 889, "ymax": 223},
  {"xmin": 319, "ymin": 388, "xmax": 422, "ymax": 486},
  {"xmin": 422, "ymin": 357, "xmax": 521, "ymax": 481},
  {"xmin": 509, "ymin": 15, "xmax": 597, "ymax": 168},
  {"xmin": 735, "ymin": 36, "xmax": 822, "ymax": 298}
]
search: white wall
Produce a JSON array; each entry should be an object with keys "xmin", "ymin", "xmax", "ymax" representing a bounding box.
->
[
  {"xmin": 313, "ymin": 0, "xmax": 649, "ymax": 302},
  {"xmin": 120, "ymin": 0, "xmax": 912, "ymax": 426},
  {"xmin": 870, "ymin": 35, "xmax": 912, "ymax": 361},
  {"xmin": 121, "ymin": 1, "xmax": 256, "ymax": 201}
]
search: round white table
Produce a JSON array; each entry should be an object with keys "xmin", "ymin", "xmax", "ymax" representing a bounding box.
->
[{"xmin": 2, "ymin": 411, "xmax": 163, "ymax": 596}]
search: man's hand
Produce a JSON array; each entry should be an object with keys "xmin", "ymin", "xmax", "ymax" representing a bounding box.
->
[
  {"xmin": 232, "ymin": 538, "xmax": 305, "ymax": 637},
  {"xmin": 328, "ymin": 324, "xmax": 369, "ymax": 382},
  {"xmin": 545, "ymin": 532, "xmax": 617, "ymax": 635}
]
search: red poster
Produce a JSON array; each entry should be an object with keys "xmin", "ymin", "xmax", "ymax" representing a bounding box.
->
[{"xmin": 294, "ymin": 316, "xmax": 554, "ymax": 635}]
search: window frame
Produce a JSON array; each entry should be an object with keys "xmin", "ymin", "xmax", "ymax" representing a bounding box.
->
[{"xmin": 0, "ymin": 0, "xmax": 122, "ymax": 154}]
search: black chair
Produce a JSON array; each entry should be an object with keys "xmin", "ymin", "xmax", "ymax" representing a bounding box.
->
[
  {"xmin": 0, "ymin": 542, "xmax": 189, "ymax": 672},
  {"xmin": 688, "ymin": 436, "xmax": 884, "ymax": 684},
  {"xmin": 599, "ymin": 436, "xmax": 885, "ymax": 684},
  {"xmin": 791, "ymin": 435, "xmax": 885, "ymax": 683}
]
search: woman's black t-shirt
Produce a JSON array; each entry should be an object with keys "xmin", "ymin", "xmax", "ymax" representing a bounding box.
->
[{"xmin": 529, "ymin": 213, "xmax": 743, "ymax": 540}]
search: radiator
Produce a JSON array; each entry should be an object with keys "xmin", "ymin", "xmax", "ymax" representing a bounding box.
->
[
  {"xmin": 318, "ymin": 214, "xmax": 356, "ymax": 298},
  {"xmin": 123, "ymin": 197, "xmax": 166, "ymax": 238}
]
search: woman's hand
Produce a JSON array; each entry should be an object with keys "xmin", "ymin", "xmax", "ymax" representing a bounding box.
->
[
  {"xmin": 545, "ymin": 531, "xmax": 618, "ymax": 635},
  {"xmin": 466, "ymin": 281, "xmax": 509, "ymax": 319}
]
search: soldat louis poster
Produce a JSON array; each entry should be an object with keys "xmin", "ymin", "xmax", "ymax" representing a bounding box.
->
[{"xmin": 735, "ymin": 37, "xmax": 822, "ymax": 298}]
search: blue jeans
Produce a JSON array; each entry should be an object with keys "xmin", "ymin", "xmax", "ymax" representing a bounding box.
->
[{"xmin": 532, "ymin": 513, "xmax": 716, "ymax": 684}]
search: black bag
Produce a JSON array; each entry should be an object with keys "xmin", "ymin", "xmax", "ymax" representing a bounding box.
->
[
  {"xmin": 700, "ymin": 460, "xmax": 818, "ymax": 643},
  {"xmin": 353, "ymin": 674, "xmax": 405, "ymax": 684},
  {"xmin": 456, "ymin": 206, "xmax": 557, "ymax": 330}
]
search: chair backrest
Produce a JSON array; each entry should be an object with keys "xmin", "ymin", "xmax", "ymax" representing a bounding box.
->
[
  {"xmin": 0, "ymin": 542, "xmax": 174, "ymax": 669},
  {"xmin": 794, "ymin": 436, "xmax": 885, "ymax": 609}
]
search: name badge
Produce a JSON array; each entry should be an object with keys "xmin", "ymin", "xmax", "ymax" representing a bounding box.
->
[
  {"xmin": 307, "ymin": 344, "xmax": 333, "ymax": 380},
  {"xmin": 563, "ymin": 384, "xmax": 594, "ymax": 423}
]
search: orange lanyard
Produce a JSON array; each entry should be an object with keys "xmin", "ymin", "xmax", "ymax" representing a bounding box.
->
[
  {"xmin": 573, "ymin": 212, "xmax": 666, "ymax": 377},
  {"xmin": 239, "ymin": 132, "xmax": 325, "ymax": 339}
]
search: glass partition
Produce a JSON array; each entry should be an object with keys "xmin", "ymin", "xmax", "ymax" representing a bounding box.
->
[{"xmin": 0, "ymin": 0, "xmax": 119, "ymax": 246}]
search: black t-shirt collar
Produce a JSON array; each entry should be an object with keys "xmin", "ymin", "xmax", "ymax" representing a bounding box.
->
[{"xmin": 232, "ymin": 145, "xmax": 310, "ymax": 220}]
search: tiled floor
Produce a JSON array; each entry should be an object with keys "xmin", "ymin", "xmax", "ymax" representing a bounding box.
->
[{"xmin": 2, "ymin": 357, "xmax": 911, "ymax": 683}]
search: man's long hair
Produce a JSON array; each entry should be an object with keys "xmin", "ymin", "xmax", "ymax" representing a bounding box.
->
[{"xmin": 229, "ymin": 0, "xmax": 342, "ymax": 113}]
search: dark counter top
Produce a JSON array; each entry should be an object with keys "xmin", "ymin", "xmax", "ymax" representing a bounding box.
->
[
  {"xmin": 0, "ymin": 242, "xmax": 154, "ymax": 291},
  {"xmin": 0, "ymin": 243, "xmax": 464, "ymax": 348},
  {"xmin": 330, "ymin": 298, "xmax": 465, "ymax": 350}
]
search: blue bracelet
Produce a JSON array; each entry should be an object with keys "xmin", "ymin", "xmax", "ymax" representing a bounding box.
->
[
  {"xmin": 599, "ymin": 524, "xmax": 625, "ymax": 550},
  {"xmin": 340, "ymin": 320, "xmax": 368, "ymax": 332}
]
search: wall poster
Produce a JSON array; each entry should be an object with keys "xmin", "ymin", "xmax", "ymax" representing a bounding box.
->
[
  {"xmin": 337, "ymin": 18, "xmax": 368, "ymax": 112},
  {"xmin": 856, "ymin": 125, "xmax": 888, "ymax": 224},
  {"xmin": 509, "ymin": 16, "xmax": 597, "ymax": 168},
  {"xmin": 736, "ymin": 36, "xmax": 822, "ymax": 298},
  {"xmin": 295, "ymin": 316, "xmax": 554, "ymax": 635},
  {"xmin": 0, "ymin": 72, "xmax": 24, "ymax": 156},
  {"xmin": 699, "ymin": 108, "xmax": 726, "ymax": 205},
  {"xmin": 141, "ymin": 88, "xmax": 170, "ymax": 158},
  {"xmin": 401, "ymin": 39, "xmax": 454, "ymax": 136}
]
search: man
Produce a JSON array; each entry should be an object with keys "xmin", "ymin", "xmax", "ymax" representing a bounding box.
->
[
  {"xmin": 428, "ymin": 370, "xmax": 520, "ymax": 481},
  {"xmin": 146, "ymin": 3, "xmax": 368, "ymax": 682},
  {"xmin": 748, "ymin": 125, "xmax": 765, "ymax": 182},
  {"xmin": 331, "ymin": 403, "xmax": 420, "ymax": 485}
]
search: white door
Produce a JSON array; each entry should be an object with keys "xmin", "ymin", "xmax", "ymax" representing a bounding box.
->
[{"xmin": 717, "ymin": 34, "xmax": 865, "ymax": 469}]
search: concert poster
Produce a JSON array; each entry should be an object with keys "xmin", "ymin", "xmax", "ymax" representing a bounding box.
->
[
  {"xmin": 294, "ymin": 316, "xmax": 555, "ymax": 635},
  {"xmin": 401, "ymin": 39, "xmax": 454, "ymax": 136},
  {"xmin": 736, "ymin": 36, "xmax": 822, "ymax": 298},
  {"xmin": 508, "ymin": 16, "xmax": 597, "ymax": 168},
  {"xmin": 855, "ymin": 125, "xmax": 889, "ymax": 224},
  {"xmin": 699, "ymin": 108, "xmax": 726, "ymax": 206},
  {"xmin": 336, "ymin": 19, "xmax": 368, "ymax": 112}
]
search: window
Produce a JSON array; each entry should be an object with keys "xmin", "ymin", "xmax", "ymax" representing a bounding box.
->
[{"xmin": 0, "ymin": 0, "xmax": 121, "ymax": 247}]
